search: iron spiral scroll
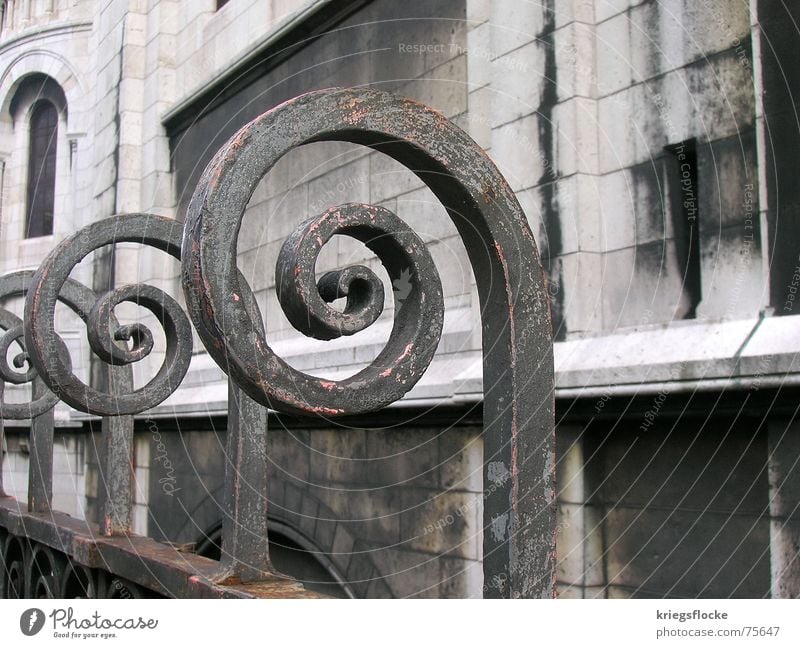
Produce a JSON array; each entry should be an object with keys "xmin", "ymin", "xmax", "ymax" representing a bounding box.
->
[
  {"xmin": 22, "ymin": 214, "xmax": 191, "ymax": 417},
  {"xmin": 0, "ymin": 272, "xmax": 98, "ymax": 420},
  {"xmin": 183, "ymin": 88, "xmax": 555, "ymax": 597}
]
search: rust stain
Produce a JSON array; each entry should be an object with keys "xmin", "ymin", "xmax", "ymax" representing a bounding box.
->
[
  {"xmin": 308, "ymin": 405, "xmax": 343, "ymax": 416},
  {"xmin": 494, "ymin": 240, "xmax": 521, "ymax": 530},
  {"xmin": 397, "ymin": 343, "xmax": 413, "ymax": 361}
]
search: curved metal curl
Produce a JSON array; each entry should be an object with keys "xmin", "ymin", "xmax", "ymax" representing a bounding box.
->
[
  {"xmin": 0, "ymin": 271, "xmax": 90, "ymax": 420},
  {"xmin": 23, "ymin": 214, "xmax": 191, "ymax": 416}
]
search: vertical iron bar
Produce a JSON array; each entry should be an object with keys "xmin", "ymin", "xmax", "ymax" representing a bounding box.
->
[
  {"xmin": 97, "ymin": 364, "xmax": 134, "ymax": 536},
  {"xmin": 218, "ymin": 380, "xmax": 271, "ymax": 580},
  {"xmin": 27, "ymin": 377, "xmax": 53, "ymax": 512}
]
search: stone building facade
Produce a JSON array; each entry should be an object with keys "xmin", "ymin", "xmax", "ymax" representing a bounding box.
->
[{"xmin": 1, "ymin": 0, "xmax": 799, "ymax": 597}]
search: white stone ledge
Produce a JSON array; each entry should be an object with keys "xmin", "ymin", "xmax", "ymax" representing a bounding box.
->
[{"xmin": 55, "ymin": 313, "xmax": 800, "ymax": 422}]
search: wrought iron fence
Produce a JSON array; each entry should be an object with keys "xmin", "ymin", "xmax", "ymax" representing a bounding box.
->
[{"xmin": 0, "ymin": 88, "xmax": 554, "ymax": 599}]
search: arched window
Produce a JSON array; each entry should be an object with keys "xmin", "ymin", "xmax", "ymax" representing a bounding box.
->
[{"xmin": 25, "ymin": 100, "xmax": 58, "ymax": 238}]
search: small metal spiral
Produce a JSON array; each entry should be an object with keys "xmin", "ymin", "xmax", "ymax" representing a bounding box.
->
[
  {"xmin": 23, "ymin": 214, "xmax": 191, "ymax": 416},
  {"xmin": 0, "ymin": 272, "xmax": 86, "ymax": 420}
]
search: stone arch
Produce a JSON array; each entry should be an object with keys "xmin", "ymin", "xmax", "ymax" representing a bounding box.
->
[
  {"xmin": 0, "ymin": 67, "xmax": 73, "ymax": 243},
  {"xmin": 267, "ymin": 481, "xmax": 390, "ymax": 598},
  {"xmin": 0, "ymin": 49, "xmax": 85, "ymax": 133},
  {"xmin": 183, "ymin": 478, "xmax": 391, "ymax": 598}
]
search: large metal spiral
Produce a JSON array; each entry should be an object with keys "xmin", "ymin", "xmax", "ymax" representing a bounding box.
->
[
  {"xmin": 183, "ymin": 92, "xmax": 450, "ymax": 416},
  {"xmin": 23, "ymin": 214, "xmax": 191, "ymax": 416},
  {"xmin": 183, "ymin": 87, "xmax": 555, "ymax": 597}
]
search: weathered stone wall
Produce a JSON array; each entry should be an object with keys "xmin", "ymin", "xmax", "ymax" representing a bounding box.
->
[
  {"xmin": 138, "ymin": 415, "xmax": 483, "ymax": 598},
  {"xmin": 558, "ymin": 410, "xmax": 771, "ymax": 598},
  {"xmin": 2, "ymin": 0, "xmax": 799, "ymax": 600}
]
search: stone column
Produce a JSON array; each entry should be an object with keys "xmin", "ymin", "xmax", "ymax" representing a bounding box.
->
[{"xmin": 556, "ymin": 425, "xmax": 606, "ymax": 597}]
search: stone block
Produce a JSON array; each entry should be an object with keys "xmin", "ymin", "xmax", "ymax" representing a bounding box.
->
[
  {"xmin": 595, "ymin": 0, "xmax": 633, "ymax": 23},
  {"xmin": 557, "ymin": 173, "xmax": 603, "ymax": 253},
  {"xmin": 489, "ymin": 2, "xmax": 547, "ymax": 59},
  {"xmin": 554, "ymin": 21, "xmax": 596, "ymax": 102},
  {"xmin": 426, "ymin": 238, "xmax": 473, "ymax": 300},
  {"xmin": 627, "ymin": 159, "xmax": 668, "ymax": 245},
  {"xmin": 236, "ymin": 240, "xmax": 281, "ymax": 293},
  {"xmin": 556, "ymin": 583, "xmax": 584, "ymax": 598},
  {"xmin": 363, "ymin": 428, "xmax": 439, "ymax": 488},
  {"xmin": 299, "ymin": 492, "xmax": 319, "ymax": 539},
  {"xmin": 244, "ymin": 184, "xmax": 308, "ymax": 245},
  {"xmin": 596, "ymin": 12, "xmax": 631, "ymax": 97},
  {"xmin": 598, "ymin": 89, "xmax": 635, "ymax": 173},
  {"xmin": 438, "ymin": 555, "xmax": 482, "ymax": 598},
  {"xmin": 465, "ymin": 20, "xmax": 492, "ymax": 89},
  {"xmin": 307, "ymin": 156, "xmax": 371, "ymax": 213},
  {"xmin": 556, "ymin": 251, "xmax": 604, "ymax": 333},
  {"xmin": 394, "ymin": 186, "xmax": 458, "ymax": 243},
  {"xmin": 554, "ymin": 96, "xmax": 599, "ymax": 176},
  {"xmin": 465, "ymin": 85, "xmax": 492, "ymax": 149},
  {"xmin": 686, "ymin": 1, "xmax": 751, "ymax": 67},
  {"xmin": 308, "ymin": 428, "xmax": 368, "ymax": 485},
  {"xmin": 345, "ymin": 539, "xmax": 378, "ymax": 597},
  {"xmin": 466, "ymin": 0, "xmax": 491, "ymax": 25},
  {"xmin": 331, "ymin": 523, "xmax": 355, "ymax": 564},
  {"xmin": 376, "ymin": 547, "xmax": 443, "ymax": 598},
  {"xmin": 598, "ymin": 243, "xmax": 675, "ymax": 328},
  {"xmin": 696, "ymin": 130, "xmax": 758, "ymax": 230},
  {"xmin": 438, "ymin": 427, "xmax": 482, "ymax": 492},
  {"xmin": 555, "ymin": 0, "xmax": 595, "ymax": 28},
  {"xmin": 397, "ymin": 54, "xmax": 468, "ymax": 118},
  {"xmin": 597, "ymin": 167, "xmax": 636, "ymax": 251},
  {"xmin": 268, "ymin": 430, "xmax": 309, "ymax": 486},
  {"xmin": 628, "ymin": 2, "xmax": 661, "ymax": 84},
  {"xmin": 365, "ymin": 574, "xmax": 393, "ymax": 598},
  {"xmin": 490, "ymin": 40, "xmax": 547, "ymax": 126},
  {"xmin": 370, "ymin": 151, "xmax": 425, "ymax": 204},
  {"xmin": 491, "ymin": 112, "xmax": 546, "ymax": 192},
  {"xmin": 697, "ymin": 224, "xmax": 763, "ymax": 321},
  {"xmin": 599, "ymin": 418, "xmax": 769, "ymax": 512},
  {"xmin": 317, "ymin": 486, "xmax": 401, "ymax": 545},
  {"xmin": 399, "ymin": 487, "xmax": 480, "ymax": 560},
  {"xmin": 604, "ymin": 507, "xmax": 770, "ymax": 597}
]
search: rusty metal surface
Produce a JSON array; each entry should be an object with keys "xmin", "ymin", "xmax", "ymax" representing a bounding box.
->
[
  {"xmin": 24, "ymin": 214, "xmax": 190, "ymax": 417},
  {"xmin": 0, "ymin": 272, "xmax": 95, "ymax": 420},
  {"xmin": 9, "ymin": 213, "xmax": 277, "ymax": 584},
  {"xmin": 0, "ymin": 271, "xmax": 98, "ymax": 514},
  {"xmin": 183, "ymin": 87, "xmax": 555, "ymax": 597},
  {"xmin": 19, "ymin": 214, "xmax": 190, "ymax": 535},
  {"xmin": 2, "ymin": 88, "xmax": 554, "ymax": 598},
  {"xmin": 0, "ymin": 498, "xmax": 321, "ymax": 598},
  {"xmin": 215, "ymin": 284, "xmax": 273, "ymax": 582}
]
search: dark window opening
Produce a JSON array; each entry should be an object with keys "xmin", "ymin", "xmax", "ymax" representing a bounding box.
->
[
  {"xmin": 216, "ymin": 0, "xmax": 230, "ymax": 10},
  {"xmin": 664, "ymin": 138, "xmax": 701, "ymax": 319},
  {"xmin": 25, "ymin": 100, "xmax": 58, "ymax": 238},
  {"xmin": 195, "ymin": 522, "xmax": 348, "ymax": 598}
]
